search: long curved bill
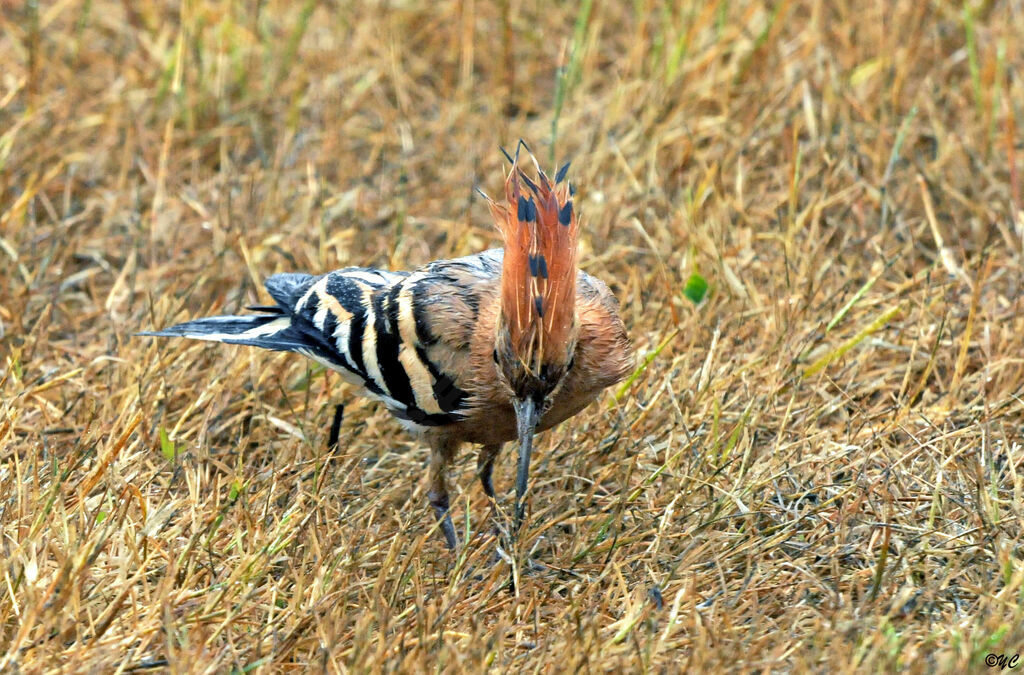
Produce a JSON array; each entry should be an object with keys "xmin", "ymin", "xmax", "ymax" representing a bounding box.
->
[{"xmin": 512, "ymin": 397, "xmax": 541, "ymax": 532}]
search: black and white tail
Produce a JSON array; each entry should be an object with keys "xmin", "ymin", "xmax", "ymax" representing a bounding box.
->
[
  {"xmin": 139, "ymin": 273, "xmax": 317, "ymax": 353},
  {"xmin": 137, "ymin": 311, "xmax": 306, "ymax": 350}
]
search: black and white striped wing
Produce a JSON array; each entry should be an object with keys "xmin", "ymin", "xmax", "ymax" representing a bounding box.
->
[
  {"xmin": 144, "ymin": 253, "xmax": 502, "ymax": 430},
  {"xmin": 274, "ymin": 255, "xmax": 499, "ymax": 429}
]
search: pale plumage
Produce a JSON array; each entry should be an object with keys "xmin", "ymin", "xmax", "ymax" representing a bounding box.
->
[{"xmin": 142, "ymin": 146, "xmax": 633, "ymax": 548}]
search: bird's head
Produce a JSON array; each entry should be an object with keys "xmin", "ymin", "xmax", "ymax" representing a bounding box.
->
[{"xmin": 482, "ymin": 143, "xmax": 580, "ymax": 469}]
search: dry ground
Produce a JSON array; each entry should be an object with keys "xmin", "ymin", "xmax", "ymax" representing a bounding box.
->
[{"xmin": 2, "ymin": 0, "xmax": 1024, "ymax": 671}]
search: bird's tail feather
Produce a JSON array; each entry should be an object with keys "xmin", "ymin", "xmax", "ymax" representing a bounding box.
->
[{"xmin": 138, "ymin": 314, "xmax": 309, "ymax": 353}]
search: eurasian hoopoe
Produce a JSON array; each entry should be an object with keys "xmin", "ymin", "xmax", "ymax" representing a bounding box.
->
[{"xmin": 142, "ymin": 144, "xmax": 633, "ymax": 549}]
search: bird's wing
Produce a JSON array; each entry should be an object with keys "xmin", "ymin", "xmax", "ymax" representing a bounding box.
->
[
  {"xmin": 281, "ymin": 252, "xmax": 502, "ymax": 428},
  {"xmin": 143, "ymin": 253, "xmax": 503, "ymax": 429},
  {"xmin": 396, "ymin": 249, "xmax": 504, "ymax": 415}
]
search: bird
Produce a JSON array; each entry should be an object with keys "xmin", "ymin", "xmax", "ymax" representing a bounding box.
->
[{"xmin": 141, "ymin": 143, "xmax": 633, "ymax": 549}]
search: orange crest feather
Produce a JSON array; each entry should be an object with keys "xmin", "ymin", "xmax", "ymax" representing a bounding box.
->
[{"xmin": 486, "ymin": 145, "xmax": 580, "ymax": 374}]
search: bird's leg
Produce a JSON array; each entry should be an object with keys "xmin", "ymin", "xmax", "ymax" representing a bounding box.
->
[
  {"xmin": 476, "ymin": 443, "xmax": 502, "ymax": 500},
  {"xmin": 477, "ymin": 443, "xmax": 512, "ymax": 550},
  {"xmin": 327, "ymin": 404, "xmax": 344, "ymax": 452},
  {"xmin": 427, "ymin": 436, "xmax": 459, "ymax": 550}
]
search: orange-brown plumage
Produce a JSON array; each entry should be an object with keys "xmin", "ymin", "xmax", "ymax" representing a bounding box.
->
[{"xmin": 486, "ymin": 147, "xmax": 581, "ymax": 404}]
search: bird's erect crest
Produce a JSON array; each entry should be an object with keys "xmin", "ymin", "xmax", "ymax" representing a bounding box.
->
[{"xmin": 482, "ymin": 142, "xmax": 580, "ymax": 375}]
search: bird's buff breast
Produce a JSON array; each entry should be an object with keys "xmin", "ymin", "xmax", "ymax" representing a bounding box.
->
[{"xmin": 438, "ymin": 386, "xmax": 603, "ymax": 446}]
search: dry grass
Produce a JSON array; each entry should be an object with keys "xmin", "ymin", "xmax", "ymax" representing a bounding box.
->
[{"xmin": 2, "ymin": 0, "xmax": 1024, "ymax": 671}]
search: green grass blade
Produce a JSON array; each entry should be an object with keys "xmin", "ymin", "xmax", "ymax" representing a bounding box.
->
[{"xmin": 803, "ymin": 305, "xmax": 902, "ymax": 379}]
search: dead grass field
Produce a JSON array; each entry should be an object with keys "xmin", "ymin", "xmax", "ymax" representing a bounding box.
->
[{"xmin": 2, "ymin": 0, "xmax": 1024, "ymax": 671}]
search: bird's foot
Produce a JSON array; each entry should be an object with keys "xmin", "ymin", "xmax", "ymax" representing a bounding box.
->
[{"xmin": 428, "ymin": 492, "xmax": 459, "ymax": 550}]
